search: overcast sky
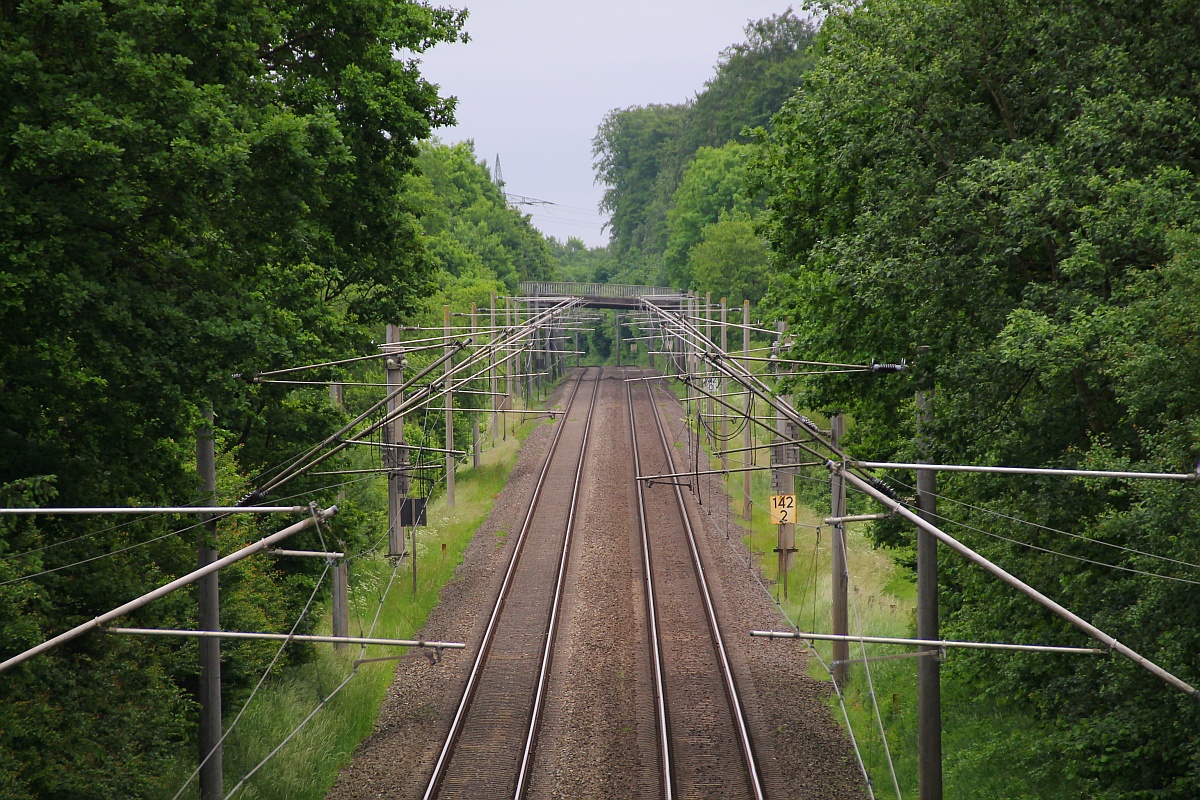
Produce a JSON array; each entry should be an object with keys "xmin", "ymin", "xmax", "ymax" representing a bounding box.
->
[{"xmin": 418, "ymin": 1, "xmax": 802, "ymax": 248}]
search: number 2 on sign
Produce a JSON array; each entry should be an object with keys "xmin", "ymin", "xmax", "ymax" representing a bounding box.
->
[{"xmin": 769, "ymin": 494, "xmax": 796, "ymax": 525}]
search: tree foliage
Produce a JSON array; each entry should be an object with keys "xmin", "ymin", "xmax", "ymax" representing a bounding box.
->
[
  {"xmin": 0, "ymin": 0, "xmax": 464, "ymax": 794},
  {"xmin": 663, "ymin": 142, "xmax": 761, "ymax": 289},
  {"xmin": 593, "ymin": 9, "xmax": 815, "ymax": 265},
  {"xmin": 407, "ymin": 140, "xmax": 555, "ymax": 291},
  {"xmin": 548, "ymin": 236, "xmax": 616, "ymax": 284},
  {"xmin": 756, "ymin": 1, "xmax": 1200, "ymax": 794},
  {"xmin": 687, "ymin": 213, "xmax": 770, "ymax": 307},
  {"xmin": 593, "ymin": 102, "xmax": 688, "ymax": 260}
]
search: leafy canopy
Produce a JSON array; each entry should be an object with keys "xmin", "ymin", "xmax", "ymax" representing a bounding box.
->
[{"xmin": 756, "ymin": 1, "xmax": 1200, "ymax": 795}]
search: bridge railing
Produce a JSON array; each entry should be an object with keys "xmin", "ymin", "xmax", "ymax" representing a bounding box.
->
[{"xmin": 519, "ymin": 281, "xmax": 683, "ymax": 299}]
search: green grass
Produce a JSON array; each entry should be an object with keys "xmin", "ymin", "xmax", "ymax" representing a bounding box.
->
[
  {"xmin": 165, "ymin": 412, "xmax": 546, "ymax": 800},
  {"xmin": 694, "ymin": 391, "xmax": 1077, "ymax": 800}
]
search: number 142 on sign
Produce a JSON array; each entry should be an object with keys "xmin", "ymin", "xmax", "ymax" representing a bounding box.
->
[{"xmin": 769, "ymin": 494, "xmax": 796, "ymax": 525}]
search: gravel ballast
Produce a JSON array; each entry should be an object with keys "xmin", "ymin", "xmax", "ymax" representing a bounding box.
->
[{"xmin": 326, "ymin": 368, "xmax": 867, "ymax": 800}]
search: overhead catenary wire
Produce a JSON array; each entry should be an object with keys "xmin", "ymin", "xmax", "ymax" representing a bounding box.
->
[
  {"xmin": 645, "ymin": 295, "xmax": 1195, "ymax": 778},
  {"xmin": 253, "ymin": 298, "xmax": 574, "ymax": 495},
  {"xmin": 171, "ymin": 561, "xmax": 334, "ymax": 799},
  {"xmin": 254, "ymin": 340, "xmax": 469, "ymax": 496},
  {"xmin": 0, "ymin": 520, "xmax": 208, "ymax": 587},
  {"xmin": 657, "ymin": 295, "xmax": 1200, "ymax": 588},
  {"xmin": 0, "ymin": 506, "xmax": 315, "ymax": 587},
  {"xmin": 0, "ymin": 508, "xmax": 338, "ymax": 673},
  {"xmin": 883, "ymin": 491, "xmax": 1200, "ymax": 586},
  {"xmin": 0, "ymin": 508, "xmax": 203, "ymax": 563},
  {"xmin": 665, "ymin": 304, "xmax": 1200, "ymax": 689},
  {"xmin": 882, "ymin": 474, "xmax": 1200, "ymax": 574},
  {"xmin": 843, "ymin": 468, "xmax": 1200, "ymax": 700},
  {"xmin": 845, "ymin": 473, "xmax": 1200, "ymax": 583}
]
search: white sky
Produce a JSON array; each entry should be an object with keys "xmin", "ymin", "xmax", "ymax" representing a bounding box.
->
[{"xmin": 418, "ymin": 1, "xmax": 802, "ymax": 247}]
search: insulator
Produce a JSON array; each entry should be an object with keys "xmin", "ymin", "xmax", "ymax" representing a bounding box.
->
[
  {"xmin": 797, "ymin": 414, "xmax": 821, "ymax": 433},
  {"xmin": 236, "ymin": 488, "xmax": 268, "ymax": 508},
  {"xmin": 868, "ymin": 477, "xmax": 901, "ymax": 501},
  {"xmin": 869, "ymin": 359, "xmax": 907, "ymax": 373}
]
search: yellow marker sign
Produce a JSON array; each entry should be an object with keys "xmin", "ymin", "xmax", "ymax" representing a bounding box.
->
[{"xmin": 769, "ymin": 494, "xmax": 796, "ymax": 525}]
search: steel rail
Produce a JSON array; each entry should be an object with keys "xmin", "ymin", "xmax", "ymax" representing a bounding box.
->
[
  {"xmin": 626, "ymin": 369, "xmax": 675, "ymax": 800},
  {"xmin": 513, "ymin": 370, "xmax": 602, "ymax": 798},
  {"xmin": 421, "ymin": 368, "xmax": 592, "ymax": 800},
  {"xmin": 641, "ymin": 376, "xmax": 767, "ymax": 800}
]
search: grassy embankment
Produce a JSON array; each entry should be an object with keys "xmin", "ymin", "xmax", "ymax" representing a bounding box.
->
[{"xmin": 168, "ymin": 405, "xmax": 549, "ymax": 800}]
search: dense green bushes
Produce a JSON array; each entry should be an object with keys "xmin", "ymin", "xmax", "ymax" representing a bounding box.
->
[{"xmin": 756, "ymin": 1, "xmax": 1200, "ymax": 795}]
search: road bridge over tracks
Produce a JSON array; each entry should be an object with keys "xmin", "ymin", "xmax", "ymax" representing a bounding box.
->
[{"xmin": 518, "ymin": 281, "xmax": 687, "ymax": 310}]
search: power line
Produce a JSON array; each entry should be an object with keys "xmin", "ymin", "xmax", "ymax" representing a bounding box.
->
[
  {"xmin": 893, "ymin": 497, "xmax": 1200, "ymax": 586},
  {"xmin": 171, "ymin": 562, "xmax": 333, "ymax": 800},
  {"xmin": 0, "ymin": 520, "xmax": 208, "ymax": 587},
  {"xmin": 879, "ymin": 475, "xmax": 1200, "ymax": 576},
  {"xmin": 0, "ymin": 477, "xmax": 371, "ymax": 585},
  {"xmin": 1, "ymin": 513, "xmax": 162, "ymax": 562}
]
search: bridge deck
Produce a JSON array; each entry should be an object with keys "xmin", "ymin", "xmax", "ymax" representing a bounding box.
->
[{"xmin": 518, "ymin": 282, "xmax": 688, "ymax": 310}]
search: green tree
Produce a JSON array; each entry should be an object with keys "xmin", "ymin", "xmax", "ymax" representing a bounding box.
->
[
  {"xmin": 593, "ymin": 103, "xmax": 687, "ymax": 257},
  {"xmin": 681, "ymin": 10, "xmax": 816, "ymax": 153},
  {"xmin": 593, "ymin": 10, "xmax": 814, "ymax": 260},
  {"xmin": 0, "ymin": 0, "xmax": 463, "ymax": 794},
  {"xmin": 548, "ymin": 236, "xmax": 616, "ymax": 284},
  {"xmin": 756, "ymin": 1, "xmax": 1200, "ymax": 795},
  {"xmin": 688, "ymin": 213, "xmax": 770, "ymax": 307},
  {"xmin": 663, "ymin": 142, "xmax": 756, "ymax": 286},
  {"xmin": 408, "ymin": 141, "xmax": 554, "ymax": 289}
]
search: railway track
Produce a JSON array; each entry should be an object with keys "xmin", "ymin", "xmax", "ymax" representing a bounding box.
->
[
  {"xmin": 422, "ymin": 367, "xmax": 600, "ymax": 800},
  {"xmin": 419, "ymin": 365, "xmax": 765, "ymax": 799},
  {"xmin": 627, "ymin": 369, "xmax": 766, "ymax": 800},
  {"xmin": 327, "ymin": 373, "xmax": 868, "ymax": 800}
]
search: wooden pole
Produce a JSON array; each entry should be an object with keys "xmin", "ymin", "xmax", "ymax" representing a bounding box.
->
[
  {"xmin": 720, "ymin": 298, "xmax": 728, "ymax": 473},
  {"xmin": 773, "ymin": 322, "xmax": 795, "ymax": 598},
  {"xmin": 471, "ymin": 302, "xmax": 480, "ymax": 469},
  {"xmin": 196, "ymin": 409, "xmax": 222, "ymax": 800},
  {"xmin": 505, "ymin": 297, "xmax": 513, "ymax": 440},
  {"xmin": 490, "ymin": 293, "xmax": 498, "ymax": 449},
  {"xmin": 332, "ymin": 558, "xmax": 349, "ymax": 650},
  {"xmin": 444, "ymin": 305, "xmax": 455, "ymax": 508},
  {"xmin": 615, "ymin": 311, "xmax": 622, "ymax": 367},
  {"xmin": 705, "ymin": 292, "xmax": 713, "ymax": 436},
  {"xmin": 917, "ymin": 388, "xmax": 943, "ymax": 800},
  {"xmin": 830, "ymin": 412, "xmax": 849, "ymax": 686},
  {"xmin": 385, "ymin": 324, "xmax": 407, "ymax": 559},
  {"xmin": 742, "ymin": 299, "xmax": 752, "ymax": 521}
]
